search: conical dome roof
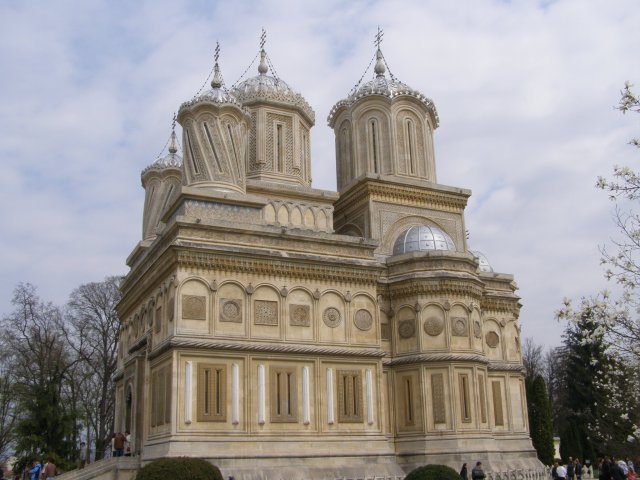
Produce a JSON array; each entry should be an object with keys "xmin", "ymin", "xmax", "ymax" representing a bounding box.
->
[
  {"xmin": 328, "ymin": 48, "xmax": 439, "ymax": 127},
  {"xmin": 142, "ymin": 130, "xmax": 182, "ymax": 177},
  {"xmin": 232, "ymin": 49, "xmax": 315, "ymax": 124}
]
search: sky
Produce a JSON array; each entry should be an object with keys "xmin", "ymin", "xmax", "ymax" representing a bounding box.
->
[{"xmin": 1, "ymin": 0, "xmax": 639, "ymax": 347}]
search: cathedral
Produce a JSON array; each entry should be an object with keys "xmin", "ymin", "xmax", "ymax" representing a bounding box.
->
[{"xmin": 114, "ymin": 34, "xmax": 545, "ymax": 480}]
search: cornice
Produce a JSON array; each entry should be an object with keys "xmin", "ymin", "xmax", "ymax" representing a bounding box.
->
[
  {"xmin": 487, "ymin": 361, "xmax": 525, "ymax": 373},
  {"xmin": 174, "ymin": 248, "xmax": 382, "ymax": 284},
  {"xmin": 147, "ymin": 337, "xmax": 387, "ymax": 361},
  {"xmin": 335, "ymin": 176, "xmax": 470, "ymax": 215},
  {"xmin": 385, "ymin": 277, "xmax": 485, "ymax": 300},
  {"xmin": 384, "ymin": 352, "xmax": 489, "ymax": 367}
]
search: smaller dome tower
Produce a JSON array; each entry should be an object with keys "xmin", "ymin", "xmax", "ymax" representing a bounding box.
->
[
  {"xmin": 231, "ymin": 33, "xmax": 315, "ymax": 187},
  {"xmin": 141, "ymin": 125, "xmax": 183, "ymax": 240},
  {"xmin": 328, "ymin": 36, "xmax": 439, "ymax": 191},
  {"xmin": 177, "ymin": 43, "xmax": 251, "ymax": 193}
]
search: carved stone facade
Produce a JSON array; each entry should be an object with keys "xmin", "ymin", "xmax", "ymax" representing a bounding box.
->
[{"xmin": 115, "ymin": 42, "xmax": 544, "ymax": 480}]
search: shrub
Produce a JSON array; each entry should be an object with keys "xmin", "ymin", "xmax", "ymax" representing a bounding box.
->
[
  {"xmin": 405, "ymin": 464, "xmax": 461, "ymax": 480},
  {"xmin": 135, "ymin": 457, "xmax": 223, "ymax": 480}
]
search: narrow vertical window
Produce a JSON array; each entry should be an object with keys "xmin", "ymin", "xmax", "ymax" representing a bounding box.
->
[
  {"xmin": 276, "ymin": 124, "xmax": 284, "ymax": 173},
  {"xmin": 197, "ymin": 364, "xmax": 227, "ymax": 422},
  {"xmin": 185, "ymin": 130, "xmax": 199, "ymax": 175},
  {"xmin": 338, "ymin": 370, "xmax": 363, "ymax": 423},
  {"xmin": 227, "ymin": 124, "xmax": 238, "ymax": 166},
  {"xmin": 406, "ymin": 119, "xmax": 415, "ymax": 175},
  {"xmin": 270, "ymin": 367, "xmax": 297, "ymax": 422},
  {"xmin": 492, "ymin": 381, "xmax": 504, "ymax": 426},
  {"xmin": 459, "ymin": 374, "xmax": 471, "ymax": 423},
  {"xmin": 403, "ymin": 376, "xmax": 414, "ymax": 426},
  {"xmin": 370, "ymin": 120, "xmax": 379, "ymax": 173},
  {"xmin": 203, "ymin": 122, "xmax": 223, "ymax": 172},
  {"xmin": 479, "ymin": 375, "xmax": 487, "ymax": 423}
]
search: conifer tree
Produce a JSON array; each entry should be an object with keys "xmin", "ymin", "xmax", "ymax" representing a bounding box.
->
[{"xmin": 525, "ymin": 374, "xmax": 555, "ymax": 465}]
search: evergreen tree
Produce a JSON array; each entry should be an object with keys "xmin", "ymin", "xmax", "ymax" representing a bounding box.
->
[{"xmin": 525, "ymin": 374, "xmax": 555, "ymax": 465}]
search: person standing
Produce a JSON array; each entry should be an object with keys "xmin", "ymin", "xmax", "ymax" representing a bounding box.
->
[
  {"xmin": 28, "ymin": 460, "xmax": 40, "ymax": 480},
  {"xmin": 42, "ymin": 458, "xmax": 56, "ymax": 480},
  {"xmin": 471, "ymin": 461, "xmax": 486, "ymax": 480},
  {"xmin": 78, "ymin": 442, "xmax": 88, "ymax": 469},
  {"xmin": 113, "ymin": 431, "xmax": 126, "ymax": 457},
  {"xmin": 556, "ymin": 464, "xmax": 568, "ymax": 480},
  {"xmin": 575, "ymin": 458, "xmax": 583, "ymax": 480},
  {"xmin": 567, "ymin": 458, "xmax": 575, "ymax": 480},
  {"xmin": 460, "ymin": 463, "xmax": 468, "ymax": 480}
]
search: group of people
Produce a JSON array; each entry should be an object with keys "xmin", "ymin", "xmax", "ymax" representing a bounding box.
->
[
  {"xmin": 551, "ymin": 456, "xmax": 638, "ymax": 480},
  {"xmin": 596, "ymin": 457, "xmax": 637, "ymax": 480},
  {"xmin": 27, "ymin": 458, "xmax": 57, "ymax": 480},
  {"xmin": 459, "ymin": 461, "xmax": 486, "ymax": 479},
  {"xmin": 552, "ymin": 457, "xmax": 585, "ymax": 480}
]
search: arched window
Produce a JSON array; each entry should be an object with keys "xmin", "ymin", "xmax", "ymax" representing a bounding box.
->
[
  {"xmin": 405, "ymin": 119, "xmax": 416, "ymax": 175},
  {"xmin": 369, "ymin": 119, "xmax": 380, "ymax": 173}
]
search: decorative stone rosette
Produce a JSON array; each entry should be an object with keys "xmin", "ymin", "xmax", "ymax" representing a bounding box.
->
[
  {"xmin": 323, "ymin": 307, "xmax": 342, "ymax": 328},
  {"xmin": 354, "ymin": 309, "xmax": 373, "ymax": 331}
]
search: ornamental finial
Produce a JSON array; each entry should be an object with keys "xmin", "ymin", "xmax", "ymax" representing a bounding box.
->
[
  {"xmin": 374, "ymin": 26, "xmax": 384, "ymax": 50},
  {"xmin": 374, "ymin": 26, "xmax": 386, "ymax": 76},
  {"xmin": 169, "ymin": 114, "xmax": 178, "ymax": 154},
  {"xmin": 258, "ymin": 28, "xmax": 269, "ymax": 75},
  {"xmin": 211, "ymin": 41, "xmax": 222, "ymax": 88}
]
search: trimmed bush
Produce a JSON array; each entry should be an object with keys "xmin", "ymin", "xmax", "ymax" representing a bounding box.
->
[
  {"xmin": 405, "ymin": 464, "xmax": 461, "ymax": 480},
  {"xmin": 135, "ymin": 457, "xmax": 223, "ymax": 480}
]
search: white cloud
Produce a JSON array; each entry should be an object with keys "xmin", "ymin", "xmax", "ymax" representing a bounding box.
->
[{"xmin": 1, "ymin": 0, "xmax": 639, "ymax": 348}]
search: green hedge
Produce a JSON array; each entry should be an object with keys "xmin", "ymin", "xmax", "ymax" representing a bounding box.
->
[
  {"xmin": 405, "ymin": 464, "xmax": 461, "ymax": 480},
  {"xmin": 135, "ymin": 457, "xmax": 223, "ymax": 480}
]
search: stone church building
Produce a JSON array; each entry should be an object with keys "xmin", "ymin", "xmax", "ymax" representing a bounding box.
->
[{"xmin": 114, "ymin": 38, "xmax": 545, "ymax": 480}]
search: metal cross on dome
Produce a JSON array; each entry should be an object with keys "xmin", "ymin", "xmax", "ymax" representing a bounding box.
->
[
  {"xmin": 374, "ymin": 26, "xmax": 384, "ymax": 49},
  {"xmin": 260, "ymin": 28, "xmax": 267, "ymax": 50}
]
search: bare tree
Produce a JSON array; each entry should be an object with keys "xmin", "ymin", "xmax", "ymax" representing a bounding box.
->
[
  {"xmin": 522, "ymin": 337, "xmax": 545, "ymax": 380},
  {"xmin": 64, "ymin": 276, "xmax": 122, "ymax": 461},
  {"xmin": 0, "ymin": 359, "xmax": 17, "ymax": 463},
  {"xmin": 1, "ymin": 283, "xmax": 77, "ymax": 462}
]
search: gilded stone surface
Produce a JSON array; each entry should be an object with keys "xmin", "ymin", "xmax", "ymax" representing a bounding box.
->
[{"xmin": 182, "ymin": 295, "xmax": 206, "ymax": 320}]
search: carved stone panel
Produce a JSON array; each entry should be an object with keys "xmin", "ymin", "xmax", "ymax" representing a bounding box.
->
[
  {"xmin": 289, "ymin": 304, "xmax": 310, "ymax": 327},
  {"xmin": 167, "ymin": 296, "xmax": 175, "ymax": 322},
  {"xmin": 254, "ymin": 300, "xmax": 278, "ymax": 326},
  {"xmin": 182, "ymin": 295, "xmax": 206, "ymax": 320},
  {"xmin": 381, "ymin": 323, "xmax": 390, "ymax": 340},
  {"xmin": 431, "ymin": 373, "xmax": 446, "ymax": 424},
  {"xmin": 451, "ymin": 317, "xmax": 468, "ymax": 337},
  {"xmin": 398, "ymin": 319, "xmax": 416, "ymax": 339},
  {"xmin": 323, "ymin": 307, "xmax": 342, "ymax": 328},
  {"xmin": 354, "ymin": 309, "xmax": 373, "ymax": 331},
  {"xmin": 220, "ymin": 298, "xmax": 242, "ymax": 323},
  {"xmin": 423, "ymin": 316, "xmax": 444, "ymax": 336},
  {"xmin": 486, "ymin": 331, "xmax": 500, "ymax": 348},
  {"xmin": 473, "ymin": 321, "xmax": 482, "ymax": 338}
]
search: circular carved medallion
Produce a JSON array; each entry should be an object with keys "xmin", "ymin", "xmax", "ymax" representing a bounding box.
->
[
  {"xmin": 451, "ymin": 317, "xmax": 468, "ymax": 336},
  {"xmin": 323, "ymin": 307, "xmax": 342, "ymax": 328},
  {"xmin": 486, "ymin": 331, "xmax": 500, "ymax": 348},
  {"xmin": 473, "ymin": 321, "xmax": 482, "ymax": 338},
  {"xmin": 398, "ymin": 319, "xmax": 416, "ymax": 339},
  {"xmin": 354, "ymin": 309, "xmax": 373, "ymax": 331},
  {"xmin": 222, "ymin": 300, "xmax": 241, "ymax": 321},
  {"xmin": 423, "ymin": 316, "xmax": 444, "ymax": 336}
]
